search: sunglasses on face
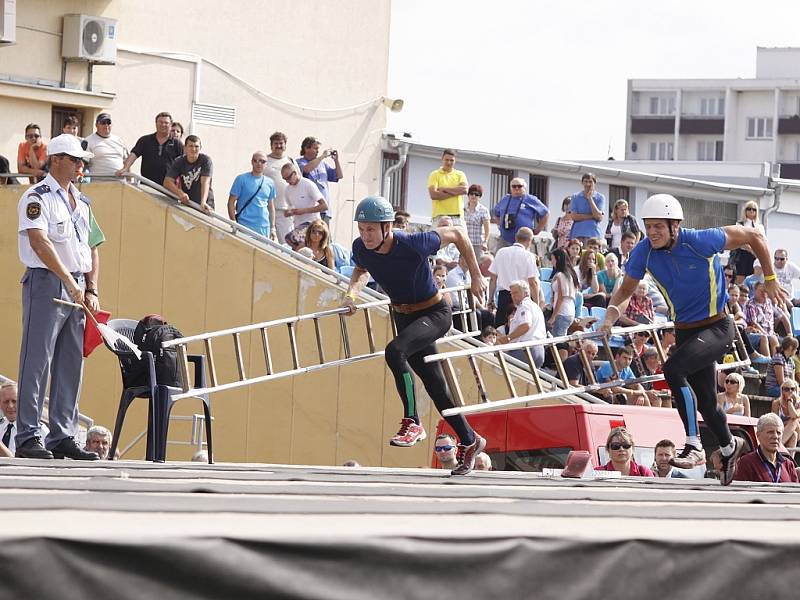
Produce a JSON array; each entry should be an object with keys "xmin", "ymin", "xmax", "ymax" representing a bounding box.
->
[
  {"xmin": 609, "ymin": 442, "xmax": 632, "ymax": 450},
  {"xmin": 775, "ymin": 257, "xmax": 787, "ymax": 262},
  {"xmin": 510, "ymin": 184, "xmax": 524, "ymax": 189},
  {"xmin": 468, "ymin": 192, "xmax": 482, "ymax": 197},
  {"xmin": 434, "ymin": 445, "xmax": 454, "ymax": 452},
  {"xmin": 252, "ymin": 159, "xmax": 267, "ymax": 164},
  {"xmin": 746, "ymin": 207, "xmax": 757, "ymax": 211},
  {"xmin": 725, "ymin": 379, "xmax": 738, "ymax": 384},
  {"xmin": 783, "ymin": 387, "xmax": 796, "ymax": 392}
]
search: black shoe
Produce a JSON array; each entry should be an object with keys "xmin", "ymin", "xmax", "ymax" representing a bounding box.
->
[
  {"xmin": 16, "ymin": 436, "xmax": 54, "ymax": 459},
  {"xmin": 51, "ymin": 437, "xmax": 99, "ymax": 461},
  {"xmin": 719, "ymin": 437, "xmax": 746, "ymax": 486}
]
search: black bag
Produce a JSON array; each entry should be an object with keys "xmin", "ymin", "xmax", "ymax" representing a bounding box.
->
[{"xmin": 131, "ymin": 314, "xmax": 184, "ymax": 388}]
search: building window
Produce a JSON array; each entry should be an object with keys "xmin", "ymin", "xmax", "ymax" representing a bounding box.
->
[
  {"xmin": 746, "ymin": 117, "xmax": 773, "ymax": 139},
  {"xmin": 700, "ymin": 97, "xmax": 724, "ymax": 116},
  {"xmin": 648, "ymin": 141, "xmax": 674, "ymax": 160},
  {"xmin": 380, "ymin": 152, "xmax": 407, "ymax": 210},
  {"xmin": 490, "ymin": 168, "xmax": 514, "ymax": 211},
  {"xmin": 608, "ymin": 185, "xmax": 630, "ymax": 216},
  {"xmin": 51, "ymin": 106, "xmax": 85, "ymax": 138},
  {"xmin": 697, "ymin": 140, "xmax": 723, "ymax": 161},
  {"xmin": 648, "ymin": 95, "xmax": 675, "ymax": 116},
  {"xmin": 677, "ymin": 196, "xmax": 737, "ymax": 230},
  {"xmin": 529, "ymin": 174, "xmax": 548, "ymax": 205}
]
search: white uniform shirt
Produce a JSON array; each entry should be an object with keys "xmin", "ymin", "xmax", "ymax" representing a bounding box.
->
[
  {"xmin": 285, "ymin": 177, "xmax": 324, "ymax": 227},
  {"xmin": 18, "ymin": 174, "xmax": 93, "ymax": 273},
  {"xmin": 508, "ymin": 296, "xmax": 546, "ymax": 342},
  {"xmin": 489, "ymin": 243, "xmax": 540, "ymax": 291}
]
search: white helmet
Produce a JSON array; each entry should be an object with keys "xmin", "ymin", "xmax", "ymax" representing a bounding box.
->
[{"xmin": 640, "ymin": 194, "xmax": 684, "ymax": 221}]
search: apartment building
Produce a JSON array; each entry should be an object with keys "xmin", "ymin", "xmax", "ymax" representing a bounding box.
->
[{"xmin": 626, "ymin": 47, "xmax": 800, "ymax": 178}]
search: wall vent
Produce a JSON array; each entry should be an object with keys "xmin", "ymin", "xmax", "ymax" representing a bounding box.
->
[{"xmin": 191, "ymin": 102, "xmax": 236, "ymax": 128}]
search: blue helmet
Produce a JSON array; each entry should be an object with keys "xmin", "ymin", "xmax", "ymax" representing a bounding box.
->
[{"xmin": 354, "ymin": 196, "xmax": 394, "ymax": 223}]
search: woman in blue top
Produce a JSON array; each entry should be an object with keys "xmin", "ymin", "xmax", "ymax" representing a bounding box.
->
[
  {"xmin": 341, "ymin": 196, "xmax": 487, "ymax": 476},
  {"xmin": 600, "ymin": 194, "xmax": 788, "ymax": 486}
]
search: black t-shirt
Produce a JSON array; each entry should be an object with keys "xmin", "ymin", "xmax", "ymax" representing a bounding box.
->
[
  {"xmin": 166, "ymin": 154, "xmax": 215, "ymax": 208},
  {"xmin": 131, "ymin": 133, "xmax": 184, "ymax": 185},
  {"xmin": 563, "ymin": 353, "xmax": 589, "ymax": 385}
]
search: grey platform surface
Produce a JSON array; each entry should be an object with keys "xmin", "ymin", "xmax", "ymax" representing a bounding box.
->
[{"xmin": 0, "ymin": 458, "xmax": 797, "ymax": 599}]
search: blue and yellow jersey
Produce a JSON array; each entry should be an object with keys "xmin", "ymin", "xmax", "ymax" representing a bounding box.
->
[{"xmin": 625, "ymin": 227, "xmax": 727, "ymax": 324}]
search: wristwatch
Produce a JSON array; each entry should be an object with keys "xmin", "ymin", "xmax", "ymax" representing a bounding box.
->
[{"xmin": 85, "ymin": 288, "xmax": 99, "ymax": 297}]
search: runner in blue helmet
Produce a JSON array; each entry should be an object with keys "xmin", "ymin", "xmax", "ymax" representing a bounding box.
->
[
  {"xmin": 600, "ymin": 193, "xmax": 788, "ymax": 485},
  {"xmin": 343, "ymin": 195, "xmax": 487, "ymax": 475}
]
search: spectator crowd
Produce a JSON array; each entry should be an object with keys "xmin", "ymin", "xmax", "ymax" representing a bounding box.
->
[{"xmin": 5, "ymin": 119, "xmax": 800, "ymax": 481}]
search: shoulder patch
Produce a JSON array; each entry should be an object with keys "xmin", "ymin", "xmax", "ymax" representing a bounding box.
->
[
  {"xmin": 26, "ymin": 201, "xmax": 42, "ymax": 220},
  {"xmin": 33, "ymin": 183, "xmax": 50, "ymax": 194}
]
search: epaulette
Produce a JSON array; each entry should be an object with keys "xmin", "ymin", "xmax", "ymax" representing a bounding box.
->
[{"xmin": 33, "ymin": 183, "xmax": 51, "ymax": 194}]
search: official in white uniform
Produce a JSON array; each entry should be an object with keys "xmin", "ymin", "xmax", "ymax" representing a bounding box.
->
[{"xmin": 16, "ymin": 134, "xmax": 103, "ymax": 460}]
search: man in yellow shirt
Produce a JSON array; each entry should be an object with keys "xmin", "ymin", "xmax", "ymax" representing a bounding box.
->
[{"xmin": 427, "ymin": 149, "xmax": 468, "ymax": 225}]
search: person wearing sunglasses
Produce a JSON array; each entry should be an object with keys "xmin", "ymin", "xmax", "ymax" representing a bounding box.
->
[
  {"xmin": 84, "ymin": 113, "xmax": 128, "ymax": 176},
  {"xmin": 772, "ymin": 249, "xmax": 800, "ymax": 312},
  {"xmin": 17, "ymin": 123, "xmax": 47, "ymax": 184},
  {"xmin": 728, "ymin": 201, "xmax": 764, "ymax": 284},
  {"xmin": 15, "ymin": 134, "xmax": 104, "ymax": 461},
  {"xmin": 772, "ymin": 381, "xmax": 800, "ymax": 451},
  {"xmin": 717, "ymin": 372, "xmax": 750, "ymax": 417},
  {"xmin": 433, "ymin": 433, "xmax": 459, "ymax": 470},
  {"xmin": 595, "ymin": 427, "xmax": 654, "ymax": 477},
  {"xmin": 227, "ymin": 150, "xmax": 276, "ymax": 239},
  {"xmin": 492, "ymin": 177, "xmax": 548, "ymax": 250}
]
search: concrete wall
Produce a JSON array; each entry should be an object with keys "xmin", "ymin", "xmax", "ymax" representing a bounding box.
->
[
  {"xmin": 0, "ymin": 0, "xmax": 392, "ymax": 246},
  {"xmin": 0, "ymin": 182, "xmax": 555, "ymax": 465}
]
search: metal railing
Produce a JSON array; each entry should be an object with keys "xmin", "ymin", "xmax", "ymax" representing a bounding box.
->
[
  {"xmin": 118, "ymin": 412, "xmax": 211, "ymax": 458},
  {"xmin": 427, "ymin": 317, "xmax": 751, "ymax": 417},
  {"xmin": 160, "ymin": 285, "xmax": 480, "ymax": 401}
]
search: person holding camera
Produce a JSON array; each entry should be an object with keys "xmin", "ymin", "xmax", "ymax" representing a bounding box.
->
[
  {"xmin": 491, "ymin": 177, "xmax": 548, "ymax": 251},
  {"xmin": 297, "ymin": 136, "xmax": 342, "ymax": 226}
]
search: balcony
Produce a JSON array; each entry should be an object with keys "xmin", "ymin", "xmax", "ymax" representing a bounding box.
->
[
  {"xmin": 778, "ymin": 117, "xmax": 800, "ymax": 135},
  {"xmin": 679, "ymin": 118, "xmax": 724, "ymax": 135},
  {"xmin": 630, "ymin": 117, "xmax": 674, "ymax": 135}
]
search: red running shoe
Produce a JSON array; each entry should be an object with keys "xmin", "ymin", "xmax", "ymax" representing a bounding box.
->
[
  {"xmin": 389, "ymin": 418, "xmax": 427, "ymax": 447},
  {"xmin": 451, "ymin": 433, "xmax": 487, "ymax": 476}
]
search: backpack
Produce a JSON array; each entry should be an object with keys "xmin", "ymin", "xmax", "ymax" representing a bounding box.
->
[{"xmin": 130, "ymin": 314, "xmax": 184, "ymax": 388}]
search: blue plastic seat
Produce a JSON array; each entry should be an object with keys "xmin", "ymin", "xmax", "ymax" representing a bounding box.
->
[
  {"xmin": 792, "ymin": 306, "xmax": 800, "ymax": 336},
  {"xmin": 540, "ymin": 267, "xmax": 553, "ymax": 281},
  {"xmin": 540, "ymin": 280, "xmax": 552, "ymax": 304}
]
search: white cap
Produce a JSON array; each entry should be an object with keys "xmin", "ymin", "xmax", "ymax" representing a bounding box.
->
[{"xmin": 47, "ymin": 134, "xmax": 93, "ymax": 159}]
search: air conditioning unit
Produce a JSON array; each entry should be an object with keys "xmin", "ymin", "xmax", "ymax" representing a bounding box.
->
[
  {"xmin": 62, "ymin": 14, "xmax": 117, "ymax": 64},
  {"xmin": 0, "ymin": 0, "xmax": 16, "ymax": 45}
]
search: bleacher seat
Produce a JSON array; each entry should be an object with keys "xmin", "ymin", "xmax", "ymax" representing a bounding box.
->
[
  {"xmin": 792, "ymin": 306, "xmax": 800, "ymax": 336},
  {"xmin": 574, "ymin": 291, "xmax": 584, "ymax": 314},
  {"xmin": 540, "ymin": 280, "xmax": 552, "ymax": 304},
  {"xmin": 540, "ymin": 267, "xmax": 553, "ymax": 281}
]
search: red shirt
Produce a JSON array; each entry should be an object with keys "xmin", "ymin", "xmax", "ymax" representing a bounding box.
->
[
  {"xmin": 596, "ymin": 458, "xmax": 655, "ymax": 477},
  {"xmin": 733, "ymin": 448, "xmax": 799, "ymax": 483}
]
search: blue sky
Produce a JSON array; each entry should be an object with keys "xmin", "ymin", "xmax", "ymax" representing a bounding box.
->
[{"xmin": 387, "ymin": 0, "xmax": 800, "ymax": 160}]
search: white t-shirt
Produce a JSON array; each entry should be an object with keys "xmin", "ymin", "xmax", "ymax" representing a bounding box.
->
[
  {"xmin": 776, "ymin": 261, "xmax": 800, "ymax": 295},
  {"xmin": 489, "ymin": 243, "xmax": 539, "ymax": 291},
  {"xmin": 508, "ymin": 296, "xmax": 546, "ymax": 342},
  {"xmin": 552, "ymin": 272, "xmax": 577, "ymax": 318},
  {"xmin": 265, "ymin": 155, "xmax": 297, "ymax": 239},
  {"xmin": 609, "ymin": 223, "xmax": 622, "ymax": 250},
  {"xmin": 84, "ymin": 132, "xmax": 127, "ymax": 175},
  {"xmin": 284, "ymin": 177, "xmax": 324, "ymax": 227}
]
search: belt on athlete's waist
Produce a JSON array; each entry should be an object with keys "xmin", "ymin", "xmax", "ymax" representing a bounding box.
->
[
  {"xmin": 391, "ymin": 292, "xmax": 443, "ymax": 314},
  {"xmin": 674, "ymin": 313, "xmax": 726, "ymax": 330}
]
